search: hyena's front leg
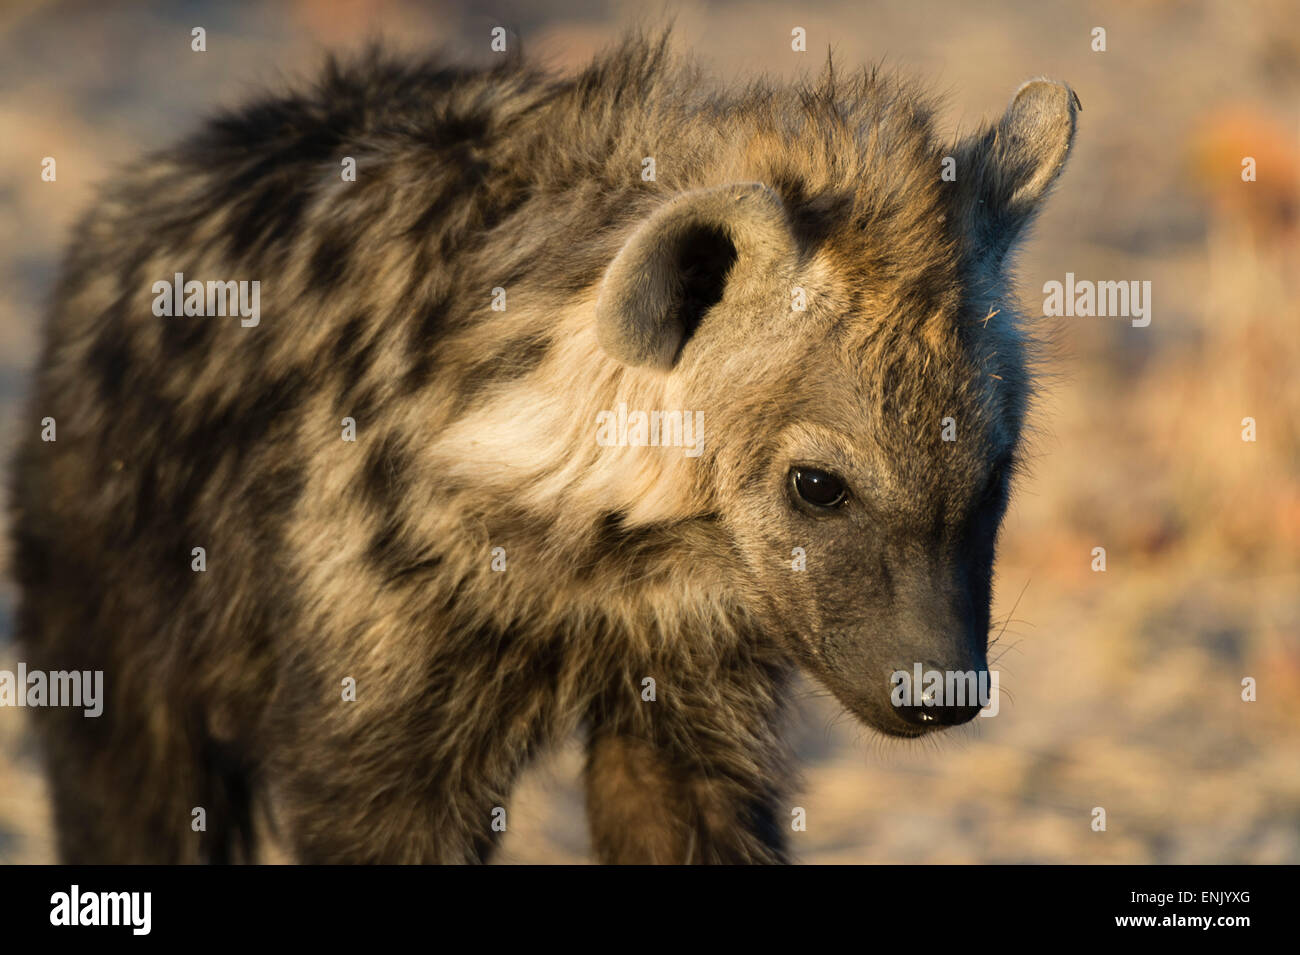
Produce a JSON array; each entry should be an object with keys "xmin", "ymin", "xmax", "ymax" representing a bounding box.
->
[
  {"xmin": 584, "ymin": 652, "xmax": 796, "ymax": 864},
  {"xmin": 267, "ymin": 716, "xmax": 519, "ymax": 864},
  {"xmin": 266, "ymin": 651, "xmax": 548, "ymax": 864}
]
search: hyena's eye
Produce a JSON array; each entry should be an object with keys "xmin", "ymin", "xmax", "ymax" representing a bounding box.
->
[{"xmin": 790, "ymin": 467, "xmax": 849, "ymax": 509}]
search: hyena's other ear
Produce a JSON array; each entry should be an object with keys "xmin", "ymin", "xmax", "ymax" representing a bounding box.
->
[
  {"xmin": 596, "ymin": 182, "xmax": 793, "ymax": 369},
  {"xmin": 953, "ymin": 79, "xmax": 1081, "ymax": 267}
]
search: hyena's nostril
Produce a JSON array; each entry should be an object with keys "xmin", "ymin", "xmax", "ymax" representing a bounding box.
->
[{"xmin": 897, "ymin": 700, "xmax": 983, "ymax": 728}]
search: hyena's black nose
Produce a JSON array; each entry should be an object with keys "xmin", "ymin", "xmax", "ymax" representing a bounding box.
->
[
  {"xmin": 893, "ymin": 658, "xmax": 989, "ymax": 729},
  {"xmin": 897, "ymin": 701, "xmax": 983, "ymax": 728}
]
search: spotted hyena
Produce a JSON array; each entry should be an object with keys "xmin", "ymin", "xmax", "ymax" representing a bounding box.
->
[{"xmin": 9, "ymin": 35, "xmax": 1078, "ymax": 863}]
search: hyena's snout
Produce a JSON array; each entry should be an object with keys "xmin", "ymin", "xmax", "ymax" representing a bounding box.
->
[
  {"xmin": 878, "ymin": 553, "xmax": 998, "ymax": 732},
  {"xmin": 819, "ymin": 575, "xmax": 994, "ymax": 737}
]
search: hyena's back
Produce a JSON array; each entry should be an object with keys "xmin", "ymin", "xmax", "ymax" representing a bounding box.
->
[{"xmin": 9, "ymin": 46, "xmax": 640, "ymax": 863}]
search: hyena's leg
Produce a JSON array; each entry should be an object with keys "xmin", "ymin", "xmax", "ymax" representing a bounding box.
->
[
  {"xmin": 268, "ymin": 742, "xmax": 515, "ymax": 864},
  {"xmin": 16, "ymin": 582, "xmax": 252, "ymax": 864},
  {"xmin": 30, "ymin": 683, "xmax": 250, "ymax": 864},
  {"xmin": 584, "ymin": 650, "xmax": 796, "ymax": 864},
  {"xmin": 265, "ymin": 645, "xmax": 557, "ymax": 864}
]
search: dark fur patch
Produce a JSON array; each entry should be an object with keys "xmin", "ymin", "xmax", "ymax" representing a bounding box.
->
[
  {"xmin": 329, "ymin": 312, "xmax": 377, "ymax": 406},
  {"xmin": 460, "ymin": 332, "xmax": 553, "ymax": 403},
  {"xmin": 402, "ymin": 291, "xmax": 454, "ymax": 393},
  {"xmin": 88, "ymin": 316, "xmax": 134, "ymax": 406},
  {"xmin": 359, "ymin": 432, "xmax": 412, "ymax": 508},
  {"xmin": 307, "ymin": 227, "xmax": 354, "ymax": 294}
]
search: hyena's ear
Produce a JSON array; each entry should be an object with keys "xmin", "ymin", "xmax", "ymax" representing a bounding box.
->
[
  {"xmin": 952, "ymin": 79, "xmax": 1081, "ymax": 267},
  {"xmin": 596, "ymin": 182, "xmax": 793, "ymax": 369}
]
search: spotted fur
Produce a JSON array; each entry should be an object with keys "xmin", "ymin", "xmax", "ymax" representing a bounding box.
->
[{"xmin": 10, "ymin": 33, "xmax": 1077, "ymax": 863}]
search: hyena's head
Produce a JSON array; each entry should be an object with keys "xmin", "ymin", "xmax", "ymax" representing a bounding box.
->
[{"xmin": 595, "ymin": 78, "xmax": 1078, "ymax": 736}]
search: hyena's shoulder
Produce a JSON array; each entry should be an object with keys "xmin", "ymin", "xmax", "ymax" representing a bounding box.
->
[{"xmin": 15, "ymin": 43, "xmax": 674, "ymax": 555}]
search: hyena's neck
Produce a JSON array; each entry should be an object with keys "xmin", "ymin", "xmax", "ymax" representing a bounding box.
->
[{"xmin": 472, "ymin": 502, "xmax": 763, "ymax": 653}]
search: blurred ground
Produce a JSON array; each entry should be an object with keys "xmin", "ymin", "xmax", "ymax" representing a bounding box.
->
[{"xmin": 1, "ymin": 0, "xmax": 1297, "ymax": 863}]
